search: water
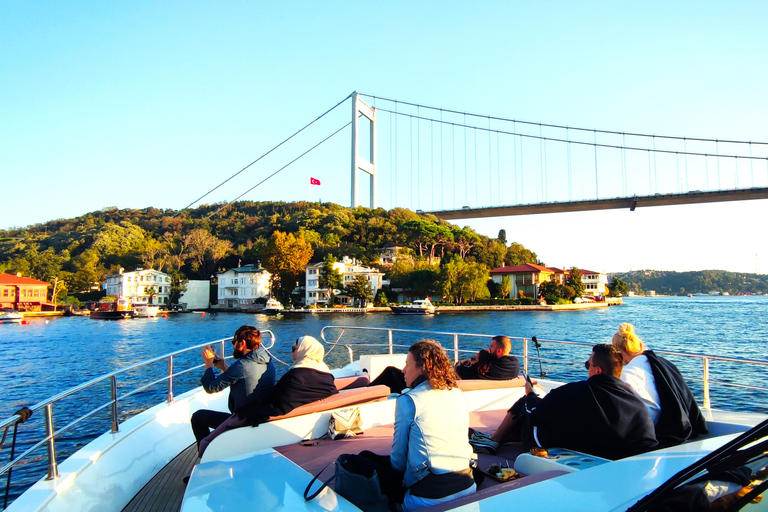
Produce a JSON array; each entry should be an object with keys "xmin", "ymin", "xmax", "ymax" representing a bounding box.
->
[{"xmin": 1, "ymin": 295, "xmax": 767, "ymax": 505}]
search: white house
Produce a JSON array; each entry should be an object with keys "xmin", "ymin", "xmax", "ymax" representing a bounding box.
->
[
  {"xmin": 105, "ymin": 268, "xmax": 172, "ymax": 305},
  {"xmin": 581, "ymin": 269, "xmax": 609, "ymax": 297},
  {"xmin": 305, "ymin": 256, "xmax": 384, "ymax": 307},
  {"xmin": 215, "ymin": 264, "xmax": 272, "ymax": 310}
]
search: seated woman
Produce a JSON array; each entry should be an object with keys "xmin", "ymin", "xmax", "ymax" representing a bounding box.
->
[
  {"xmin": 612, "ymin": 323, "xmax": 708, "ymax": 447},
  {"xmin": 361, "ymin": 340, "xmax": 476, "ymax": 511},
  {"xmin": 197, "ymin": 335, "xmax": 338, "ymax": 457}
]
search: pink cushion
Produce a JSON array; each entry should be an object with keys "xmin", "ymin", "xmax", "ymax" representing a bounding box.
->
[
  {"xmin": 334, "ymin": 375, "xmax": 370, "ymax": 390},
  {"xmin": 268, "ymin": 385, "xmax": 390, "ymax": 421}
]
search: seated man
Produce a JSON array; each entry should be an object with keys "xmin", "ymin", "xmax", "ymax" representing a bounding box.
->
[
  {"xmin": 370, "ymin": 335, "xmax": 520, "ymax": 394},
  {"xmin": 190, "ymin": 325, "xmax": 276, "ymax": 448},
  {"xmin": 471, "ymin": 344, "xmax": 658, "ymax": 460}
]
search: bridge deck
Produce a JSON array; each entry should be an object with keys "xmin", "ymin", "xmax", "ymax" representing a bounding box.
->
[{"xmin": 430, "ymin": 187, "xmax": 768, "ymax": 219}]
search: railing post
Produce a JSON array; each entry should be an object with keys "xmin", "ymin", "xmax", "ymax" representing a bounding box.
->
[
  {"xmin": 44, "ymin": 404, "xmax": 58, "ymax": 480},
  {"xmin": 388, "ymin": 330, "xmax": 393, "ymax": 355},
  {"xmin": 167, "ymin": 355, "xmax": 174, "ymax": 403},
  {"xmin": 110, "ymin": 375, "xmax": 119, "ymax": 433},
  {"xmin": 702, "ymin": 357, "xmax": 710, "ymax": 409},
  {"xmin": 523, "ymin": 338, "xmax": 529, "ymax": 375},
  {"xmin": 220, "ymin": 339, "xmax": 226, "ymax": 359},
  {"xmin": 453, "ymin": 334, "xmax": 459, "ymax": 363}
]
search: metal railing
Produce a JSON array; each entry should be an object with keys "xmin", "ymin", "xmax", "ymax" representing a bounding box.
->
[
  {"xmin": 319, "ymin": 326, "xmax": 768, "ymax": 410},
  {"xmin": 0, "ymin": 331, "xmax": 276, "ymax": 492}
]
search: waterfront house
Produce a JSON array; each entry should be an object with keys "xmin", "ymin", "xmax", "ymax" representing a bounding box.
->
[
  {"xmin": 490, "ymin": 263, "xmax": 556, "ymax": 298},
  {"xmin": 581, "ymin": 269, "xmax": 609, "ymax": 297},
  {"xmin": 215, "ymin": 264, "xmax": 271, "ymax": 310},
  {"xmin": 305, "ymin": 256, "xmax": 384, "ymax": 307},
  {"xmin": 0, "ymin": 273, "xmax": 50, "ymax": 311},
  {"xmin": 105, "ymin": 268, "xmax": 172, "ymax": 305}
]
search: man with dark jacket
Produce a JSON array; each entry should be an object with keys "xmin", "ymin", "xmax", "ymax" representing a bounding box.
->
[
  {"xmin": 370, "ymin": 335, "xmax": 520, "ymax": 393},
  {"xmin": 471, "ymin": 344, "xmax": 658, "ymax": 460},
  {"xmin": 190, "ymin": 325, "xmax": 275, "ymax": 448},
  {"xmin": 455, "ymin": 335, "xmax": 520, "ymax": 380}
]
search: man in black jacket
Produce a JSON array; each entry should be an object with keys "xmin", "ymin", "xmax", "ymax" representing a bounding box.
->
[
  {"xmin": 471, "ymin": 344, "xmax": 658, "ymax": 460},
  {"xmin": 370, "ymin": 335, "xmax": 520, "ymax": 393}
]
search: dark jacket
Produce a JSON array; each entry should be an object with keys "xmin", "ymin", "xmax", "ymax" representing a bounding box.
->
[
  {"xmin": 520, "ymin": 373, "xmax": 659, "ymax": 460},
  {"xmin": 200, "ymin": 346, "xmax": 276, "ymax": 413},
  {"xmin": 645, "ymin": 350, "xmax": 708, "ymax": 447},
  {"xmin": 456, "ymin": 354, "xmax": 520, "ymax": 380},
  {"xmin": 236, "ymin": 367, "xmax": 338, "ymax": 425}
]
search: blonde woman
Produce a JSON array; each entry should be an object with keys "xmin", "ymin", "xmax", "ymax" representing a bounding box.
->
[{"xmin": 611, "ymin": 323, "xmax": 708, "ymax": 447}]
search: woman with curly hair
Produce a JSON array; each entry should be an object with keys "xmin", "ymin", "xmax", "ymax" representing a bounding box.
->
[{"xmin": 360, "ymin": 339, "xmax": 476, "ymax": 510}]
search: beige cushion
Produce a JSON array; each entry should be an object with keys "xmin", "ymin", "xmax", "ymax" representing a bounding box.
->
[
  {"xmin": 456, "ymin": 376, "xmax": 537, "ymax": 391},
  {"xmin": 334, "ymin": 375, "xmax": 370, "ymax": 390},
  {"xmin": 268, "ymin": 385, "xmax": 390, "ymax": 421}
]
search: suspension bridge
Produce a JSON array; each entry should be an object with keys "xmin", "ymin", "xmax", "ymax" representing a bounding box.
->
[{"xmin": 186, "ymin": 92, "xmax": 768, "ymax": 219}]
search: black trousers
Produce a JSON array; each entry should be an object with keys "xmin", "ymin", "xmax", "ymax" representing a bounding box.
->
[
  {"xmin": 369, "ymin": 366, "xmax": 407, "ymax": 394},
  {"xmin": 191, "ymin": 409, "xmax": 231, "ymax": 448}
]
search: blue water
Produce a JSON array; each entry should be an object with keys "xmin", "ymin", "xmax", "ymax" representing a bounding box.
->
[{"xmin": 1, "ymin": 295, "xmax": 767, "ymax": 504}]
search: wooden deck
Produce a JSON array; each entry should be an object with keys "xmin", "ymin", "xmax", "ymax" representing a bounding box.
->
[{"xmin": 122, "ymin": 443, "xmax": 198, "ymax": 512}]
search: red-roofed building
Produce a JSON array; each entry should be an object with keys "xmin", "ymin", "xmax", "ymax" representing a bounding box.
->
[
  {"xmin": 580, "ymin": 269, "xmax": 610, "ymax": 296},
  {"xmin": 490, "ymin": 265, "xmax": 608, "ymax": 298},
  {"xmin": 0, "ymin": 273, "xmax": 50, "ymax": 311}
]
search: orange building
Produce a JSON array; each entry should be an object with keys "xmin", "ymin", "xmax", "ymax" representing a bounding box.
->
[{"xmin": 0, "ymin": 273, "xmax": 50, "ymax": 311}]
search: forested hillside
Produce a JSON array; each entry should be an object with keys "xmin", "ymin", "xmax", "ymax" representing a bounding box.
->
[
  {"xmin": 0, "ymin": 201, "xmax": 538, "ymax": 304},
  {"xmin": 616, "ymin": 270, "xmax": 768, "ymax": 296}
]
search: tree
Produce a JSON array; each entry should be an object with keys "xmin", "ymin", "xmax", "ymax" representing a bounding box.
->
[
  {"xmin": 262, "ymin": 231, "xmax": 313, "ymax": 300},
  {"xmin": 567, "ymin": 267, "xmax": 586, "ymax": 298},
  {"xmin": 185, "ymin": 229, "xmax": 233, "ymax": 279},
  {"xmin": 500, "ymin": 275, "xmax": 512, "ymax": 298},
  {"xmin": 608, "ymin": 277, "xmax": 629, "ymax": 297},
  {"xmin": 452, "ymin": 228, "xmax": 480, "ymax": 260},
  {"xmin": 497, "ymin": 229, "xmax": 507, "ymax": 245},
  {"xmin": 317, "ymin": 254, "xmax": 343, "ymax": 305},
  {"xmin": 345, "ymin": 275, "xmax": 374, "ymax": 307},
  {"xmin": 374, "ymin": 288, "xmax": 389, "ymax": 307},
  {"xmin": 505, "ymin": 242, "xmax": 538, "ymax": 266}
]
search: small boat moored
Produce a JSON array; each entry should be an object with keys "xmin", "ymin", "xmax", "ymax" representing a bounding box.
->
[
  {"xmin": 90, "ymin": 298, "xmax": 136, "ymax": 320},
  {"xmin": 132, "ymin": 300, "xmax": 160, "ymax": 318},
  {"xmin": 262, "ymin": 297, "xmax": 285, "ymax": 315},
  {"xmin": 390, "ymin": 297, "xmax": 436, "ymax": 315},
  {"xmin": 0, "ymin": 308, "xmax": 23, "ymax": 324}
]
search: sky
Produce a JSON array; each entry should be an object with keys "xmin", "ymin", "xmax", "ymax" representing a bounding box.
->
[{"xmin": 2, "ymin": 1, "xmax": 767, "ymax": 274}]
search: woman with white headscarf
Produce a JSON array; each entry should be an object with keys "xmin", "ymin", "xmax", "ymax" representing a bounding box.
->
[
  {"xmin": 197, "ymin": 336, "xmax": 337, "ymax": 457},
  {"xmin": 236, "ymin": 335, "xmax": 338, "ymax": 425}
]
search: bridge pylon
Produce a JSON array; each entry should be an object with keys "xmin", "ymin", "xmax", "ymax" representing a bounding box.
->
[{"xmin": 351, "ymin": 92, "xmax": 376, "ymax": 208}]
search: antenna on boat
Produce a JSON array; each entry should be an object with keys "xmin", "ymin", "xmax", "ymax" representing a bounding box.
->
[{"xmin": 531, "ymin": 336, "xmax": 547, "ymax": 378}]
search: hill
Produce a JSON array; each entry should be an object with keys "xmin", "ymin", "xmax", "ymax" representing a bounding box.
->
[
  {"xmin": 0, "ymin": 201, "xmax": 538, "ymax": 303},
  {"xmin": 616, "ymin": 269, "xmax": 768, "ymax": 296}
]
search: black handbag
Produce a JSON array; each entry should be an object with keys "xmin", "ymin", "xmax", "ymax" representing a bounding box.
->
[{"xmin": 304, "ymin": 453, "xmax": 390, "ymax": 512}]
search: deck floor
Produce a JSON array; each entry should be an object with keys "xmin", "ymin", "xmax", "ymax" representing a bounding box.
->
[{"xmin": 122, "ymin": 442, "xmax": 198, "ymax": 512}]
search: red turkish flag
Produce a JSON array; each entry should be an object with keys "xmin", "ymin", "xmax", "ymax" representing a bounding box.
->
[{"xmin": 310, "ymin": 177, "xmax": 321, "ymax": 185}]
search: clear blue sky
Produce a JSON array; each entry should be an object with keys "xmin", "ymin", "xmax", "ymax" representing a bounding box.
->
[{"xmin": 2, "ymin": 1, "xmax": 767, "ymax": 274}]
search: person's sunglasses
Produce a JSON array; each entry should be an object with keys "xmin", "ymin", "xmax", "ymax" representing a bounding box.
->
[{"xmin": 584, "ymin": 360, "xmax": 592, "ymax": 370}]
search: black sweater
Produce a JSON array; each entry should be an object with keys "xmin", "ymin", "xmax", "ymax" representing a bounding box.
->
[{"xmin": 236, "ymin": 367, "xmax": 338, "ymax": 426}]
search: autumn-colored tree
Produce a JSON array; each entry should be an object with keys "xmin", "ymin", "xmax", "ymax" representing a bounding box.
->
[
  {"xmin": 185, "ymin": 229, "xmax": 233, "ymax": 279},
  {"xmin": 262, "ymin": 231, "xmax": 313, "ymax": 302}
]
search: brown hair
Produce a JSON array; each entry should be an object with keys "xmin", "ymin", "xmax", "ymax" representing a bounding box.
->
[
  {"xmin": 591, "ymin": 343, "xmax": 623, "ymax": 378},
  {"xmin": 491, "ymin": 335, "xmax": 511, "ymax": 355},
  {"xmin": 234, "ymin": 325, "xmax": 262, "ymax": 350},
  {"xmin": 409, "ymin": 339, "xmax": 458, "ymax": 390}
]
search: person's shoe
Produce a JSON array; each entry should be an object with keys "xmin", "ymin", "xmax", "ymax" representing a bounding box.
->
[
  {"xmin": 469, "ymin": 428, "xmax": 493, "ymax": 441},
  {"xmin": 470, "ymin": 437, "xmax": 499, "ymax": 454}
]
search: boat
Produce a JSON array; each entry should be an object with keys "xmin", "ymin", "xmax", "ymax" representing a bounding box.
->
[
  {"xmin": 0, "ymin": 308, "xmax": 23, "ymax": 324},
  {"xmin": 90, "ymin": 297, "xmax": 136, "ymax": 319},
  {"xmin": 389, "ymin": 298, "xmax": 436, "ymax": 315},
  {"xmin": 2, "ymin": 326, "xmax": 767, "ymax": 512},
  {"xmin": 262, "ymin": 297, "xmax": 284, "ymax": 315},
  {"xmin": 133, "ymin": 300, "xmax": 160, "ymax": 318}
]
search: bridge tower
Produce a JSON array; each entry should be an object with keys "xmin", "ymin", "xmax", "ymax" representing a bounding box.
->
[{"xmin": 351, "ymin": 92, "xmax": 376, "ymax": 208}]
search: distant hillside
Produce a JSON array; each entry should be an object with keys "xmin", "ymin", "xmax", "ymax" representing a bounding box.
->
[
  {"xmin": 616, "ymin": 270, "xmax": 768, "ymax": 296},
  {"xmin": 0, "ymin": 201, "xmax": 538, "ymax": 302}
]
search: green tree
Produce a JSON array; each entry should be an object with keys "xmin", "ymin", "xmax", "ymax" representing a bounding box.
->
[
  {"xmin": 497, "ymin": 229, "xmax": 507, "ymax": 245},
  {"xmin": 567, "ymin": 267, "xmax": 586, "ymax": 298},
  {"xmin": 505, "ymin": 242, "xmax": 538, "ymax": 266},
  {"xmin": 500, "ymin": 275, "xmax": 512, "ymax": 298},
  {"xmin": 374, "ymin": 288, "xmax": 389, "ymax": 307},
  {"xmin": 344, "ymin": 275, "xmax": 374, "ymax": 307},
  {"xmin": 452, "ymin": 228, "xmax": 480, "ymax": 260},
  {"xmin": 608, "ymin": 277, "xmax": 629, "ymax": 297}
]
